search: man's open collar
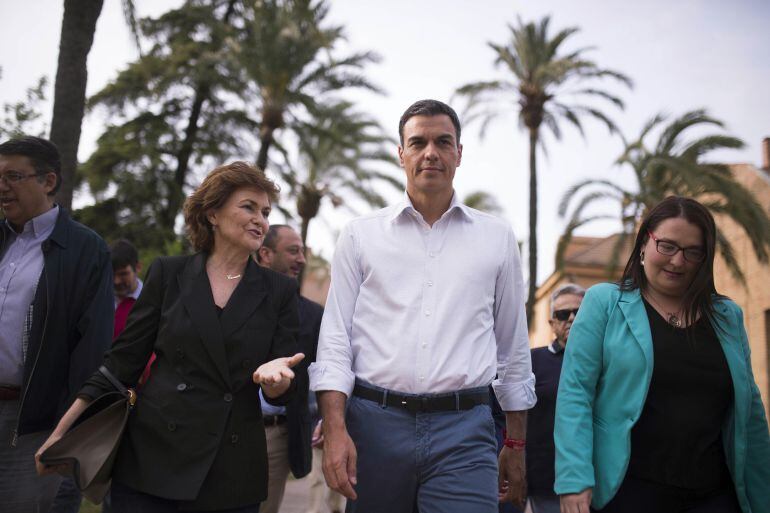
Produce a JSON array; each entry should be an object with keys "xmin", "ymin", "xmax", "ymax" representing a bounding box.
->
[{"xmin": 388, "ymin": 190, "xmax": 473, "ymax": 224}]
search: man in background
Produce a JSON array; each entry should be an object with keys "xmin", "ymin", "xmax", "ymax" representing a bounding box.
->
[
  {"xmin": 111, "ymin": 239, "xmax": 143, "ymax": 338},
  {"xmin": 0, "ymin": 136, "xmax": 113, "ymax": 513},
  {"xmin": 257, "ymin": 224, "xmax": 323, "ymax": 513},
  {"xmin": 525, "ymin": 284, "xmax": 584, "ymax": 513}
]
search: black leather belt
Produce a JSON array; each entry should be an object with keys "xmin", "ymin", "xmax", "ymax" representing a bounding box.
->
[
  {"xmin": 353, "ymin": 384, "xmax": 489, "ymax": 413},
  {"xmin": 0, "ymin": 386, "xmax": 20, "ymax": 401},
  {"xmin": 263, "ymin": 414, "xmax": 287, "ymax": 426}
]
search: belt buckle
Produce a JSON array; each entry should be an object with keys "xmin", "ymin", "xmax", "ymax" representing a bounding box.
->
[{"xmin": 400, "ymin": 395, "xmax": 428, "ymax": 413}]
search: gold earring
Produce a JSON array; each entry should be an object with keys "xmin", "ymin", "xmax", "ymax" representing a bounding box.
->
[{"xmin": 640, "ymin": 252, "xmax": 645, "ymax": 266}]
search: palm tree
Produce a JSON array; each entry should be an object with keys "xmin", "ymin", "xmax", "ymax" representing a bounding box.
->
[
  {"xmin": 558, "ymin": 109, "xmax": 770, "ymax": 284},
  {"xmin": 455, "ymin": 15, "xmax": 632, "ymax": 325},
  {"xmin": 273, "ymin": 100, "xmax": 401, "ymax": 280},
  {"xmin": 239, "ymin": 0, "xmax": 381, "ymax": 171},
  {"xmin": 50, "ymin": 0, "xmax": 141, "ymax": 210}
]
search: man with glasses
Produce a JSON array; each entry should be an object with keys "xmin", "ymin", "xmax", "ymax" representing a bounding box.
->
[
  {"xmin": 256, "ymin": 225, "xmax": 324, "ymax": 513},
  {"xmin": 0, "ymin": 136, "xmax": 113, "ymax": 513},
  {"xmin": 525, "ymin": 284, "xmax": 585, "ymax": 513}
]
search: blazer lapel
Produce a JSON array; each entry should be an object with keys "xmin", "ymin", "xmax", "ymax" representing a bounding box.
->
[
  {"xmin": 712, "ymin": 301, "xmax": 748, "ymax": 470},
  {"xmin": 219, "ymin": 259, "xmax": 268, "ymax": 340},
  {"xmin": 617, "ymin": 288, "xmax": 654, "ymax": 369},
  {"xmin": 179, "ymin": 253, "xmax": 231, "ymax": 387}
]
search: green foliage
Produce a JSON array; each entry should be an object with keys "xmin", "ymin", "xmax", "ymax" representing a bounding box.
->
[
  {"xmin": 0, "ymin": 69, "xmax": 48, "ymax": 139},
  {"xmin": 241, "ymin": 0, "xmax": 382, "ymax": 169},
  {"xmin": 78, "ymin": 0, "xmax": 383, "ymax": 254},
  {"xmin": 455, "ymin": 16, "xmax": 631, "ymax": 139},
  {"xmin": 273, "ymin": 99, "xmax": 401, "ymax": 246},
  {"xmin": 80, "ymin": 0, "xmax": 255, "ymax": 252},
  {"xmin": 558, "ymin": 109, "xmax": 770, "ymax": 284}
]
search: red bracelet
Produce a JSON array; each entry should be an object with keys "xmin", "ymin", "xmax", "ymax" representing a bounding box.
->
[{"xmin": 503, "ymin": 430, "xmax": 526, "ymax": 450}]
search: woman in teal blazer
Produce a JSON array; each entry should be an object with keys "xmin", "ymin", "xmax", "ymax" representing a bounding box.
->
[{"xmin": 554, "ymin": 197, "xmax": 770, "ymax": 513}]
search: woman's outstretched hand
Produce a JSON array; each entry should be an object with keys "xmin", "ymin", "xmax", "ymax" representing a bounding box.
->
[{"xmin": 253, "ymin": 353, "xmax": 305, "ymax": 397}]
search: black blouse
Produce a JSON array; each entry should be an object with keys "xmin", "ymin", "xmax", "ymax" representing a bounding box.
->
[{"xmin": 627, "ymin": 299, "xmax": 734, "ymax": 490}]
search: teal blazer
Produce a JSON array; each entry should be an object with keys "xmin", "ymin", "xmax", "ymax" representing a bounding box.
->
[{"xmin": 554, "ymin": 283, "xmax": 770, "ymax": 512}]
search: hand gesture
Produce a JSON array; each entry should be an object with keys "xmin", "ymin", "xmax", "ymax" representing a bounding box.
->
[{"xmin": 253, "ymin": 352, "xmax": 304, "ymax": 397}]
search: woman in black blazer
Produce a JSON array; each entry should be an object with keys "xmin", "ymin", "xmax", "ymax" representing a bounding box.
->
[{"xmin": 37, "ymin": 162, "xmax": 304, "ymax": 512}]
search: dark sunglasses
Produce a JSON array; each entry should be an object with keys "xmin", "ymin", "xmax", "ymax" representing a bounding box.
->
[{"xmin": 553, "ymin": 308, "xmax": 579, "ymax": 321}]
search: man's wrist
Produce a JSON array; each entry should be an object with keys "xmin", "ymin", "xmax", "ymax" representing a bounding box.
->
[{"xmin": 503, "ymin": 429, "xmax": 526, "ymax": 450}]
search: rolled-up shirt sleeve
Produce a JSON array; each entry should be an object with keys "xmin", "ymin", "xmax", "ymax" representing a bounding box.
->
[
  {"xmin": 491, "ymin": 227, "xmax": 536, "ymax": 411},
  {"xmin": 308, "ymin": 223, "xmax": 360, "ymax": 397}
]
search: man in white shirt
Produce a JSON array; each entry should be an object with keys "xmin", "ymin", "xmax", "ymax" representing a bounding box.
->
[{"xmin": 309, "ymin": 99, "xmax": 536, "ymax": 513}]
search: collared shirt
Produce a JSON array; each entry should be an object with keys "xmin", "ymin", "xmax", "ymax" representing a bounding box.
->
[
  {"xmin": 309, "ymin": 192, "xmax": 535, "ymax": 411},
  {"xmin": 0, "ymin": 206, "xmax": 59, "ymax": 386},
  {"xmin": 549, "ymin": 340, "xmax": 565, "ymax": 354},
  {"xmin": 114, "ymin": 278, "xmax": 144, "ymax": 309}
]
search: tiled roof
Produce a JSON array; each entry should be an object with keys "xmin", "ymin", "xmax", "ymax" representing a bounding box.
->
[{"xmin": 563, "ymin": 233, "xmax": 634, "ymax": 268}]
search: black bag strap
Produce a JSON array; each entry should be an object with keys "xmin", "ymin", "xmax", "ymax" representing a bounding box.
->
[{"xmin": 98, "ymin": 365, "xmax": 129, "ymax": 396}]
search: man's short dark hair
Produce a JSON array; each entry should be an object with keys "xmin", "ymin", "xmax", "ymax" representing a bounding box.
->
[
  {"xmin": 110, "ymin": 239, "xmax": 139, "ymax": 271},
  {"xmin": 0, "ymin": 136, "xmax": 62, "ymax": 195},
  {"xmin": 398, "ymin": 99, "xmax": 462, "ymax": 146},
  {"xmin": 256, "ymin": 224, "xmax": 290, "ymax": 263}
]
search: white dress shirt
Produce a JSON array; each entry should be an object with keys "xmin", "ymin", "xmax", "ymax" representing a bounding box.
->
[{"xmin": 309, "ymin": 193, "xmax": 536, "ymax": 411}]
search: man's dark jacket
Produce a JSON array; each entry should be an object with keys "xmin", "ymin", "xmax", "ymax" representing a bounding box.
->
[
  {"xmin": 0, "ymin": 208, "xmax": 113, "ymax": 436},
  {"xmin": 79, "ymin": 253, "xmax": 299, "ymax": 511},
  {"xmin": 287, "ymin": 295, "xmax": 323, "ymax": 478}
]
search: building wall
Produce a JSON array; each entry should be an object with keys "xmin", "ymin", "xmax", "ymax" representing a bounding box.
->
[{"xmin": 712, "ymin": 164, "xmax": 770, "ymax": 417}]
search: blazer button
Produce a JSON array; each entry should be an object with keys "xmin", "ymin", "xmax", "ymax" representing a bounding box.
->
[
  {"xmin": 176, "ymin": 383, "xmax": 187, "ymax": 391},
  {"xmin": 167, "ymin": 422, "xmax": 176, "ymax": 432},
  {"xmin": 176, "ymin": 348, "xmax": 184, "ymax": 359},
  {"xmin": 223, "ymin": 393, "xmax": 233, "ymax": 402},
  {"xmin": 241, "ymin": 359, "xmax": 252, "ymax": 369},
  {"xmin": 231, "ymin": 434, "xmax": 239, "ymax": 444}
]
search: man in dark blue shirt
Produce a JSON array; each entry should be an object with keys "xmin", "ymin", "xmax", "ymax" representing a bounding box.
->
[{"xmin": 526, "ymin": 284, "xmax": 584, "ymax": 513}]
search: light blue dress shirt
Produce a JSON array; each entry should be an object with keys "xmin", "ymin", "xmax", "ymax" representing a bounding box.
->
[{"xmin": 0, "ymin": 206, "xmax": 59, "ymax": 386}]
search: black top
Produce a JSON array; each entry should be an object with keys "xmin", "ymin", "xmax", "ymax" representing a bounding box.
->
[
  {"xmin": 627, "ymin": 299, "xmax": 734, "ymax": 490},
  {"xmin": 526, "ymin": 341, "xmax": 565, "ymax": 496}
]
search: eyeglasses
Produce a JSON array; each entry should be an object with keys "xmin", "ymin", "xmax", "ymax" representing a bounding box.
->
[
  {"xmin": 647, "ymin": 230, "xmax": 706, "ymax": 263},
  {"xmin": 0, "ymin": 171, "xmax": 43, "ymax": 185},
  {"xmin": 552, "ymin": 308, "xmax": 579, "ymax": 321}
]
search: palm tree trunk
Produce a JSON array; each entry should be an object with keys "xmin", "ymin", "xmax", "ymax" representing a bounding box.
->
[
  {"xmin": 49, "ymin": 0, "xmax": 105, "ymax": 211},
  {"xmin": 526, "ymin": 127, "xmax": 539, "ymax": 328},
  {"xmin": 256, "ymin": 130, "xmax": 273, "ymax": 171},
  {"xmin": 298, "ymin": 215, "xmax": 312, "ymax": 287},
  {"xmin": 159, "ymin": 0, "xmax": 237, "ymax": 236},
  {"xmin": 161, "ymin": 84, "xmax": 209, "ymax": 234}
]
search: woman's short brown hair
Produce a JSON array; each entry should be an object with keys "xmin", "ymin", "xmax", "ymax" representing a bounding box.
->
[{"xmin": 184, "ymin": 161, "xmax": 280, "ymax": 252}]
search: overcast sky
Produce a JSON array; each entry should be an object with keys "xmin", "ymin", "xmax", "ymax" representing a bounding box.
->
[{"xmin": 1, "ymin": 0, "xmax": 768, "ymax": 284}]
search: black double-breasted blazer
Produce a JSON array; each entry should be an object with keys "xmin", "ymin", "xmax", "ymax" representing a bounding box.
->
[{"xmin": 80, "ymin": 253, "xmax": 299, "ymax": 511}]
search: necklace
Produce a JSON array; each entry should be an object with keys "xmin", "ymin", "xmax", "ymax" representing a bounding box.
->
[
  {"xmin": 225, "ymin": 273, "xmax": 242, "ymax": 280},
  {"xmin": 644, "ymin": 292, "xmax": 683, "ymax": 328}
]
